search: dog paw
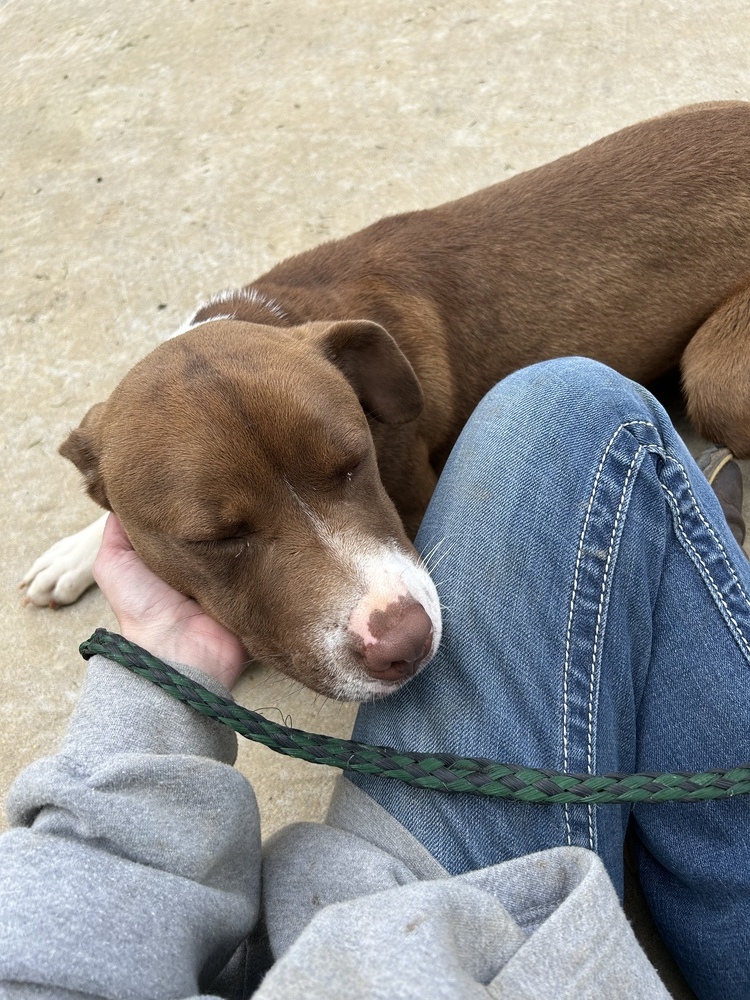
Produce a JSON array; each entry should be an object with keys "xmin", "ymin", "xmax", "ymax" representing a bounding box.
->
[{"xmin": 20, "ymin": 515, "xmax": 107, "ymax": 608}]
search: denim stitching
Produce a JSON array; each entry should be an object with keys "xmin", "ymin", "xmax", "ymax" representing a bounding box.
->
[
  {"xmin": 564, "ymin": 421, "xmax": 750, "ymax": 849},
  {"xmin": 659, "ymin": 475, "xmax": 750, "ymax": 661},
  {"xmin": 584, "ymin": 442, "xmax": 645, "ymax": 848},
  {"xmin": 638, "ymin": 447, "xmax": 750, "ymax": 654},
  {"xmin": 660, "ymin": 454, "xmax": 750, "ymax": 615},
  {"xmin": 562, "ymin": 419, "xmax": 654, "ymax": 846}
]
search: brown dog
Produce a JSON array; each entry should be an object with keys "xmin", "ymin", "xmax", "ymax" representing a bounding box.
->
[{"xmin": 22, "ymin": 101, "xmax": 750, "ymax": 698}]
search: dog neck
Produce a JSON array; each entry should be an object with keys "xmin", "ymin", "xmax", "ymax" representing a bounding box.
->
[{"xmin": 189, "ymin": 286, "xmax": 291, "ymax": 328}]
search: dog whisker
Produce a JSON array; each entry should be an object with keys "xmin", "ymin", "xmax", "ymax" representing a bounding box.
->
[
  {"xmin": 420, "ymin": 537, "xmax": 454, "ymax": 575},
  {"xmin": 418, "ymin": 535, "xmax": 446, "ymax": 568},
  {"xmin": 427, "ymin": 549, "xmax": 452, "ymax": 575}
]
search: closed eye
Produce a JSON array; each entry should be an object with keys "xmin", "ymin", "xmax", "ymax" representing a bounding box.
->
[
  {"xmin": 334, "ymin": 456, "xmax": 365, "ymax": 484},
  {"xmin": 186, "ymin": 523, "xmax": 255, "ymax": 554}
]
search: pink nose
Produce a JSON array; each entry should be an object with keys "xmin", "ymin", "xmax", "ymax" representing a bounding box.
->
[{"xmin": 355, "ymin": 598, "xmax": 434, "ymax": 681}]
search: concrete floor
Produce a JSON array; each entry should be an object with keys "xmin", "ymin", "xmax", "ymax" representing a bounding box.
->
[{"xmin": 3, "ymin": 2, "xmax": 750, "ymax": 995}]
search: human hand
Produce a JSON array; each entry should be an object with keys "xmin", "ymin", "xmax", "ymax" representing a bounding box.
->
[{"xmin": 92, "ymin": 514, "xmax": 248, "ymax": 689}]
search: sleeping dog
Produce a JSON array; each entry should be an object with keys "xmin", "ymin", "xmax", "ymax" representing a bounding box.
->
[{"xmin": 22, "ymin": 102, "xmax": 750, "ymax": 699}]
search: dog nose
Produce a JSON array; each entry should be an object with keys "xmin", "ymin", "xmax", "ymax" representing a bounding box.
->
[{"xmin": 357, "ymin": 598, "xmax": 434, "ymax": 681}]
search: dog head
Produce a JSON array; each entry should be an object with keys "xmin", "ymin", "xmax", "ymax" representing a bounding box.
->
[{"xmin": 61, "ymin": 319, "xmax": 442, "ymax": 700}]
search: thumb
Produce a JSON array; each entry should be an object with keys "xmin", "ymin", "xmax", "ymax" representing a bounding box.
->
[{"xmin": 101, "ymin": 512, "xmax": 133, "ymax": 555}]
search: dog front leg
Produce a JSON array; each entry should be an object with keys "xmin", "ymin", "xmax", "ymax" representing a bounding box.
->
[{"xmin": 20, "ymin": 513, "xmax": 107, "ymax": 608}]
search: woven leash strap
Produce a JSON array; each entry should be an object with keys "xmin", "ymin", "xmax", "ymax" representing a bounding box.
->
[{"xmin": 80, "ymin": 628, "xmax": 750, "ymax": 805}]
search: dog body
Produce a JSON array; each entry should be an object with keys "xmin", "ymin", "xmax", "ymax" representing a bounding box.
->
[{"xmin": 22, "ymin": 101, "xmax": 750, "ymax": 697}]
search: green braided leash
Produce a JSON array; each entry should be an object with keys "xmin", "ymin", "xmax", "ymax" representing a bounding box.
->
[{"xmin": 80, "ymin": 628, "xmax": 750, "ymax": 805}]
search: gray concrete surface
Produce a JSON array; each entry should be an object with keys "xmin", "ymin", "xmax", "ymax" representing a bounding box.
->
[{"xmin": 2, "ymin": 1, "xmax": 749, "ymax": 995}]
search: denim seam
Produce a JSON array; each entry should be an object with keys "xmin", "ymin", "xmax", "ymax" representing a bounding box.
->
[
  {"xmin": 563, "ymin": 421, "xmax": 750, "ymax": 850},
  {"xmin": 563, "ymin": 419, "xmax": 654, "ymax": 848},
  {"xmin": 661, "ymin": 453, "xmax": 750, "ymax": 608},
  {"xmin": 584, "ymin": 442, "xmax": 646, "ymax": 849},
  {"xmin": 658, "ymin": 458, "xmax": 750, "ymax": 661}
]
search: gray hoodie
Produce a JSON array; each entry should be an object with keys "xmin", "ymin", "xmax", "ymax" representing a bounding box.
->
[{"xmin": 0, "ymin": 656, "xmax": 669, "ymax": 998}]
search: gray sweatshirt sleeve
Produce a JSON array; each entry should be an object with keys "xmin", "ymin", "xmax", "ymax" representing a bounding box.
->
[
  {"xmin": 0, "ymin": 655, "xmax": 262, "ymax": 999},
  {"xmin": 1, "ymin": 654, "xmax": 672, "ymax": 1000}
]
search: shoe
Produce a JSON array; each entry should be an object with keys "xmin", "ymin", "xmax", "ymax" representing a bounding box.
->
[{"xmin": 696, "ymin": 446, "xmax": 746, "ymax": 547}]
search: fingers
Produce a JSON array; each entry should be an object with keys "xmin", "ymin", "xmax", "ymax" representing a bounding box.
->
[
  {"xmin": 94, "ymin": 514, "xmax": 188, "ymax": 626},
  {"xmin": 93, "ymin": 514, "xmax": 144, "ymax": 593},
  {"xmin": 94, "ymin": 515, "xmax": 139, "ymax": 583},
  {"xmin": 89, "ymin": 516, "xmax": 248, "ymax": 684},
  {"xmin": 100, "ymin": 513, "xmax": 133, "ymax": 555}
]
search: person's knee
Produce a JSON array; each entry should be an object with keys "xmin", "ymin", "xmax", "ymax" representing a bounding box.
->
[
  {"xmin": 501, "ymin": 356, "xmax": 630, "ymax": 399},
  {"xmin": 475, "ymin": 357, "xmax": 646, "ymax": 425}
]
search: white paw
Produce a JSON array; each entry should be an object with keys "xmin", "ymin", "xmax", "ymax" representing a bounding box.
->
[{"xmin": 20, "ymin": 514, "xmax": 107, "ymax": 608}]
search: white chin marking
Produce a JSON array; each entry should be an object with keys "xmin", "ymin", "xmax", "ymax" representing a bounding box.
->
[{"xmin": 330, "ymin": 672, "xmax": 407, "ymax": 703}]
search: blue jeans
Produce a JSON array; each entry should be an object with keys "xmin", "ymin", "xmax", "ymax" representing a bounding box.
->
[{"xmin": 348, "ymin": 358, "xmax": 750, "ymax": 1000}]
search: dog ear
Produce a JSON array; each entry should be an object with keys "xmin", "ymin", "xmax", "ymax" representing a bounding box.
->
[
  {"xmin": 316, "ymin": 320, "xmax": 424, "ymax": 424},
  {"xmin": 59, "ymin": 403, "xmax": 112, "ymax": 509}
]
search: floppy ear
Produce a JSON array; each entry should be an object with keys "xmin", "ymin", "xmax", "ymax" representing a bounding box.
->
[
  {"xmin": 315, "ymin": 320, "xmax": 423, "ymax": 424},
  {"xmin": 59, "ymin": 402, "xmax": 111, "ymax": 509}
]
